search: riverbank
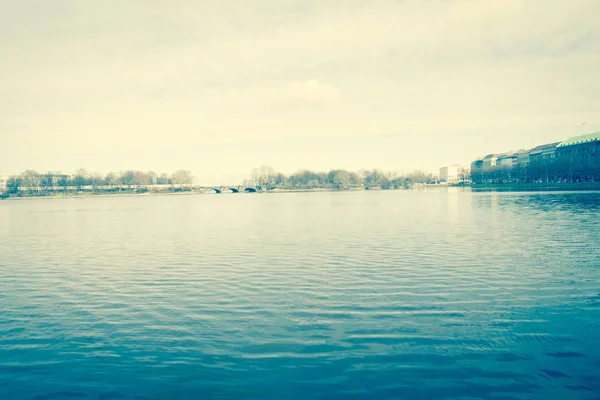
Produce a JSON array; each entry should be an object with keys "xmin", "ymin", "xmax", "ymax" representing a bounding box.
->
[
  {"xmin": 0, "ymin": 186, "xmax": 395, "ymax": 200},
  {"xmin": 4, "ymin": 182, "xmax": 600, "ymax": 201},
  {"xmin": 462, "ymin": 182, "xmax": 600, "ymax": 192},
  {"xmin": 0, "ymin": 190, "xmax": 205, "ymax": 201}
]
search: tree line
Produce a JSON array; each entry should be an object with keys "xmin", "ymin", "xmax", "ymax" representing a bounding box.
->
[
  {"xmin": 1, "ymin": 165, "xmax": 440, "ymax": 199},
  {"xmin": 249, "ymin": 166, "xmax": 437, "ymax": 190},
  {"xmin": 2, "ymin": 169, "xmax": 194, "ymax": 198}
]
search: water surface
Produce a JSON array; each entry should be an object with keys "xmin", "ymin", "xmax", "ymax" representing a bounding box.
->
[{"xmin": 1, "ymin": 190, "xmax": 599, "ymax": 399}]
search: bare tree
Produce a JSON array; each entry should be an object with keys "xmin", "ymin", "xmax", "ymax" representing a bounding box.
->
[
  {"xmin": 260, "ymin": 165, "xmax": 276, "ymax": 186},
  {"xmin": 6, "ymin": 176, "xmax": 22, "ymax": 195},
  {"xmin": 104, "ymin": 172, "xmax": 119, "ymax": 188},
  {"xmin": 57, "ymin": 175, "xmax": 70, "ymax": 192},
  {"xmin": 20, "ymin": 170, "xmax": 41, "ymax": 194},
  {"xmin": 90, "ymin": 173, "xmax": 104, "ymax": 191},
  {"xmin": 120, "ymin": 171, "xmax": 135, "ymax": 189},
  {"xmin": 327, "ymin": 169, "xmax": 352, "ymax": 189},
  {"xmin": 171, "ymin": 170, "xmax": 193, "ymax": 186},
  {"xmin": 146, "ymin": 171, "xmax": 157, "ymax": 185},
  {"xmin": 73, "ymin": 168, "xmax": 89, "ymax": 191},
  {"xmin": 132, "ymin": 171, "xmax": 149, "ymax": 187},
  {"xmin": 40, "ymin": 174, "xmax": 54, "ymax": 194},
  {"xmin": 251, "ymin": 165, "xmax": 278, "ymax": 187},
  {"xmin": 251, "ymin": 168, "xmax": 261, "ymax": 186},
  {"xmin": 157, "ymin": 173, "xmax": 171, "ymax": 185}
]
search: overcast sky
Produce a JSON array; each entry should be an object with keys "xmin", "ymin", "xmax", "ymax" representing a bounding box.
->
[{"xmin": 1, "ymin": 0, "xmax": 599, "ymax": 184}]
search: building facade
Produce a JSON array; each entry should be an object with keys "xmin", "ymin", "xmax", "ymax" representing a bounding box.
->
[
  {"xmin": 0, "ymin": 175, "xmax": 9, "ymax": 190},
  {"xmin": 439, "ymin": 165, "xmax": 470, "ymax": 184},
  {"xmin": 470, "ymin": 157, "xmax": 484, "ymax": 184},
  {"xmin": 470, "ymin": 133, "xmax": 600, "ymax": 184},
  {"xmin": 554, "ymin": 133, "xmax": 600, "ymax": 181}
]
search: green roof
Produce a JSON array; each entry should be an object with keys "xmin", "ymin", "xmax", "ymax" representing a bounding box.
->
[{"xmin": 557, "ymin": 132, "xmax": 599, "ymax": 147}]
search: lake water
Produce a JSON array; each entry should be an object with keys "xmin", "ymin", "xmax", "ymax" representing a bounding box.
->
[{"xmin": 1, "ymin": 189, "xmax": 599, "ymax": 399}]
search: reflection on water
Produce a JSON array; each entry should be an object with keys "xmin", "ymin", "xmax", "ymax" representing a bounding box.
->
[{"xmin": 1, "ymin": 190, "xmax": 599, "ymax": 399}]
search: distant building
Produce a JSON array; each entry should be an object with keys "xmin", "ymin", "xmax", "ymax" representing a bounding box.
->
[
  {"xmin": 40, "ymin": 172, "xmax": 71, "ymax": 186},
  {"xmin": 517, "ymin": 149, "xmax": 530, "ymax": 169},
  {"xmin": 470, "ymin": 157, "xmax": 485, "ymax": 184},
  {"xmin": 527, "ymin": 142, "xmax": 561, "ymax": 182},
  {"xmin": 439, "ymin": 165, "xmax": 470, "ymax": 184},
  {"xmin": 555, "ymin": 133, "xmax": 600, "ymax": 181},
  {"xmin": 470, "ymin": 132, "xmax": 600, "ymax": 184},
  {"xmin": 542, "ymin": 144, "xmax": 559, "ymax": 164},
  {"xmin": 496, "ymin": 152, "xmax": 519, "ymax": 182},
  {"xmin": 529, "ymin": 142, "xmax": 560, "ymax": 166},
  {"xmin": 498, "ymin": 152, "xmax": 518, "ymax": 169},
  {"xmin": 482, "ymin": 154, "xmax": 500, "ymax": 173},
  {"xmin": 0, "ymin": 174, "xmax": 9, "ymax": 190}
]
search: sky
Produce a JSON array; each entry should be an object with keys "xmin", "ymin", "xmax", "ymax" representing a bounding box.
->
[{"xmin": 1, "ymin": 0, "xmax": 599, "ymax": 185}]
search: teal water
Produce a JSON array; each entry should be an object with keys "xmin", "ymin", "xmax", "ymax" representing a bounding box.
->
[{"xmin": 1, "ymin": 190, "xmax": 599, "ymax": 399}]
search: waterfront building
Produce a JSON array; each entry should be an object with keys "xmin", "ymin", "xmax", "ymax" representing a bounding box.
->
[
  {"xmin": 482, "ymin": 154, "xmax": 499, "ymax": 172},
  {"xmin": 554, "ymin": 133, "xmax": 600, "ymax": 181},
  {"xmin": 470, "ymin": 157, "xmax": 485, "ymax": 184},
  {"xmin": 0, "ymin": 174, "xmax": 9, "ymax": 190},
  {"xmin": 527, "ymin": 142, "xmax": 561, "ymax": 182},
  {"xmin": 542, "ymin": 145, "xmax": 559, "ymax": 164},
  {"xmin": 479, "ymin": 154, "xmax": 506, "ymax": 183},
  {"xmin": 529, "ymin": 142, "xmax": 560, "ymax": 166},
  {"xmin": 499, "ymin": 152, "xmax": 518, "ymax": 169},
  {"xmin": 496, "ymin": 152, "xmax": 519, "ymax": 183},
  {"xmin": 471, "ymin": 132, "xmax": 600, "ymax": 184},
  {"xmin": 517, "ymin": 149, "xmax": 530, "ymax": 170},
  {"xmin": 439, "ymin": 165, "xmax": 470, "ymax": 184}
]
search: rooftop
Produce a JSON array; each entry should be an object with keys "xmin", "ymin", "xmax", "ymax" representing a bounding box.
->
[
  {"xmin": 529, "ymin": 142, "xmax": 561, "ymax": 155},
  {"xmin": 498, "ymin": 151, "xmax": 519, "ymax": 159},
  {"xmin": 557, "ymin": 132, "xmax": 599, "ymax": 148}
]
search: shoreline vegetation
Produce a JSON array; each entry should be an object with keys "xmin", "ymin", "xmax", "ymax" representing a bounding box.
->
[
  {"xmin": 2, "ymin": 166, "xmax": 599, "ymax": 201},
  {"xmin": 4, "ymin": 183, "xmax": 600, "ymax": 201},
  {"xmin": 1, "ymin": 167, "xmax": 436, "ymax": 200}
]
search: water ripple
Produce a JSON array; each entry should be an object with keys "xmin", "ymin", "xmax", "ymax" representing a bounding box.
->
[{"xmin": 1, "ymin": 190, "xmax": 600, "ymax": 399}]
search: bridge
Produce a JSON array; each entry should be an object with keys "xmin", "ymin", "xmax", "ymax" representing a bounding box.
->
[{"xmin": 206, "ymin": 186, "xmax": 258, "ymax": 194}]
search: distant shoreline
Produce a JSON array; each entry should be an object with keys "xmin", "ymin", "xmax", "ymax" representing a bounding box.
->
[
  {"xmin": 463, "ymin": 182, "xmax": 600, "ymax": 191},
  {"xmin": 1, "ymin": 191, "xmax": 206, "ymax": 201},
  {"xmin": 3, "ymin": 182, "xmax": 600, "ymax": 201},
  {"xmin": 1, "ymin": 187, "xmax": 375, "ymax": 201}
]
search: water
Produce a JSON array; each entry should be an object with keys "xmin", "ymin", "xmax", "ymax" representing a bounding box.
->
[{"xmin": 1, "ymin": 190, "xmax": 599, "ymax": 399}]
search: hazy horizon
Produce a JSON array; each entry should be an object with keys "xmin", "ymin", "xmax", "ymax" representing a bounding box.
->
[{"xmin": 2, "ymin": 0, "xmax": 599, "ymax": 185}]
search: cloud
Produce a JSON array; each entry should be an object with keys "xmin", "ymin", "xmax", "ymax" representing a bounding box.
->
[{"xmin": 0, "ymin": 0, "xmax": 599, "ymax": 177}]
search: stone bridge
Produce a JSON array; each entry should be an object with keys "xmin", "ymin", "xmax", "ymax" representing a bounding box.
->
[{"xmin": 207, "ymin": 186, "xmax": 257, "ymax": 194}]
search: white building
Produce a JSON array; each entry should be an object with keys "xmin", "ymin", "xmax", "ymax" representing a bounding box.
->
[
  {"xmin": 439, "ymin": 165, "xmax": 470, "ymax": 184},
  {"xmin": 0, "ymin": 174, "xmax": 10, "ymax": 190}
]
